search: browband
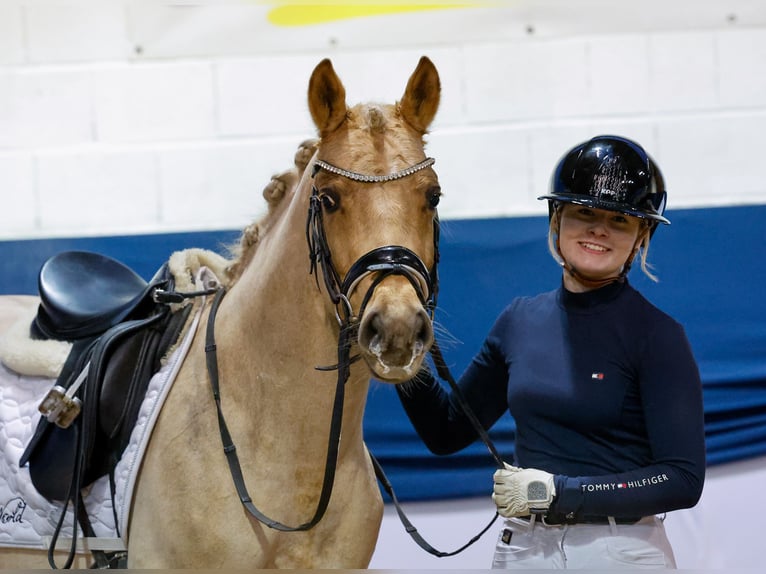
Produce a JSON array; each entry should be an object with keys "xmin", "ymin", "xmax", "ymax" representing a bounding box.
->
[{"xmin": 313, "ymin": 157, "xmax": 435, "ymax": 183}]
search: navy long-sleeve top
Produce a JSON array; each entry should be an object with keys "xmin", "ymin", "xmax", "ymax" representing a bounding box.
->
[{"xmin": 397, "ymin": 279, "xmax": 706, "ymax": 520}]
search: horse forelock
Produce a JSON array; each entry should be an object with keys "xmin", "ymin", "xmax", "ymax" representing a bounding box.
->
[
  {"xmin": 345, "ymin": 102, "xmax": 409, "ymax": 138},
  {"xmin": 321, "ymin": 103, "xmax": 426, "ymax": 177},
  {"xmin": 364, "ymin": 104, "xmax": 387, "ymax": 133}
]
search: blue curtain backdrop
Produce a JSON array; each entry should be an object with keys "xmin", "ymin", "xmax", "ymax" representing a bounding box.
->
[{"xmin": 1, "ymin": 205, "xmax": 764, "ymax": 501}]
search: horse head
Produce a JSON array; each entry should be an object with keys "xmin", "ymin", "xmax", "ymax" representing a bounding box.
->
[{"xmin": 306, "ymin": 56, "xmax": 441, "ymax": 383}]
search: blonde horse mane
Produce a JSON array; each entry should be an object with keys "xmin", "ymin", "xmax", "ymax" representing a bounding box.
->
[{"xmin": 226, "ymin": 138, "xmax": 319, "ymax": 280}]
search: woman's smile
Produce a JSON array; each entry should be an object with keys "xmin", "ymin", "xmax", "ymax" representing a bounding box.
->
[
  {"xmin": 578, "ymin": 241, "xmax": 609, "ymax": 253},
  {"xmin": 558, "ymin": 204, "xmax": 644, "ymax": 291}
]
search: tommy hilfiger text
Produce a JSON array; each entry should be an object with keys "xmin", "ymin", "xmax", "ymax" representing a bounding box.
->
[{"xmin": 581, "ymin": 474, "xmax": 670, "ymax": 492}]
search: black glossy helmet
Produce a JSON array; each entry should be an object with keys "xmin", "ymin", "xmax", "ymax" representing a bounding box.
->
[{"xmin": 539, "ymin": 135, "xmax": 670, "ymax": 226}]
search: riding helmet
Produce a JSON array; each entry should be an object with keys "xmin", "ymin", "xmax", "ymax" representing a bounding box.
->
[{"xmin": 538, "ymin": 135, "xmax": 670, "ymax": 226}]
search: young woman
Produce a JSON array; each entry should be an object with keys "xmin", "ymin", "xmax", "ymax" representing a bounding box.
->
[{"xmin": 397, "ymin": 135, "xmax": 705, "ymax": 569}]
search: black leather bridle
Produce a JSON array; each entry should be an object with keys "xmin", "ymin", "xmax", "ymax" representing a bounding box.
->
[
  {"xmin": 306, "ymin": 157, "xmax": 440, "ymax": 329},
  {"xmin": 204, "ymin": 155, "xmax": 504, "ymax": 553}
]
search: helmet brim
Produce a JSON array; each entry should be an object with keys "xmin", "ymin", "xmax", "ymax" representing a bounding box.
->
[{"xmin": 537, "ymin": 194, "xmax": 671, "ymax": 225}]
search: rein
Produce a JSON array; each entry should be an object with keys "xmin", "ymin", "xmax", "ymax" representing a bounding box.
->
[
  {"xmin": 205, "ymin": 287, "xmax": 348, "ymax": 531},
  {"xmin": 205, "ymin": 156, "xmax": 504, "ymax": 554}
]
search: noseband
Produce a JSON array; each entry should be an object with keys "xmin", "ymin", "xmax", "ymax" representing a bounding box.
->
[{"xmin": 306, "ymin": 157, "xmax": 440, "ymax": 328}]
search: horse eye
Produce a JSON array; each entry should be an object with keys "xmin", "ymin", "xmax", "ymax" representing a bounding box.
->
[
  {"xmin": 427, "ymin": 187, "xmax": 441, "ymax": 208},
  {"xmin": 319, "ymin": 191, "xmax": 339, "ymax": 212}
]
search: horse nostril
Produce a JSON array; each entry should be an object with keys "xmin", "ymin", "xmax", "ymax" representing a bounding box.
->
[
  {"xmin": 360, "ymin": 311, "xmax": 381, "ymax": 349},
  {"xmin": 415, "ymin": 309, "xmax": 434, "ymax": 348}
]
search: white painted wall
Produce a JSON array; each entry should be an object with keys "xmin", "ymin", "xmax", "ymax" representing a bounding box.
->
[{"xmin": 1, "ymin": 0, "xmax": 766, "ymax": 240}]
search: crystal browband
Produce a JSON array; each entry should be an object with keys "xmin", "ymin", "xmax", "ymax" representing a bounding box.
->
[{"xmin": 313, "ymin": 157, "xmax": 435, "ymax": 183}]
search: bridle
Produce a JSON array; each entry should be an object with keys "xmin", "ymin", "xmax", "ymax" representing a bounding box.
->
[
  {"xmin": 306, "ymin": 157, "xmax": 440, "ymax": 330},
  {"xmin": 203, "ymin": 155, "xmax": 439, "ymax": 531},
  {"xmin": 204, "ymin": 154, "xmax": 503, "ymax": 551}
]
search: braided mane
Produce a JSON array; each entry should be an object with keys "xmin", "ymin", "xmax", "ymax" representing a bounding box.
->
[{"xmin": 226, "ymin": 139, "xmax": 318, "ymax": 280}]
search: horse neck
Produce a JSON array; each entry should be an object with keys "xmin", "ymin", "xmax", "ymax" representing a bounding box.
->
[{"xmin": 211, "ymin": 184, "xmax": 371, "ymax": 444}]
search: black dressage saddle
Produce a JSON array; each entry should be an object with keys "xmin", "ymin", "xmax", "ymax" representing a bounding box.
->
[
  {"xmin": 32, "ymin": 250, "xmax": 157, "ymax": 340},
  {"xmin": 20, "ymin": 250, "xmax": 190, "ymax": 504}
]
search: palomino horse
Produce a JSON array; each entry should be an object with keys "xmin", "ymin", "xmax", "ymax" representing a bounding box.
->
[{"xmin": 0, "ymin": 56, "xmax": 442, "ymax": 568}]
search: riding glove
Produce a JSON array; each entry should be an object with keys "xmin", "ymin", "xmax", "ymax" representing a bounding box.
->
[{"xmin": 492, "ymin": 463, "xmax": 556, "ymax": 518}]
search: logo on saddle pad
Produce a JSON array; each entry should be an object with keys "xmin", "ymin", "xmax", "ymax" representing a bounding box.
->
[{"xmin": 0, "ymin": 496, "xmax": 27, "ymax": 524}]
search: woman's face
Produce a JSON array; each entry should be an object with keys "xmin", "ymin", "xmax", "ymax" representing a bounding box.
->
[{"xmin": 557, "ymin": 203, "xmax": 645, "ymax": 292}]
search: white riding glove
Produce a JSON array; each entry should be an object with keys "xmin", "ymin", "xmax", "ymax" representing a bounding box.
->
[{"xmin": 492, "ymin": 463, "xmax": 556, "ymax": 518}]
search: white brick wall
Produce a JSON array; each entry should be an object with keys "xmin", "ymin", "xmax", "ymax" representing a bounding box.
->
[
  {"xmin": 94, "ymin": 62, "xmax": 216, "ymax": 143},
  {"xmin": 648, "ymin": 32, "xmax": 719, "ymax": 112},
  {"xmin": 1, "ymin": 0, "xmax": 765, "ymax": 239},
  {"xmin": 36, "ymin": 147, "xmax": 160, "ymax": 232},
  {"xmin": 0, "ymin": 68, "xmax": 94, "ymax": 148},
  {"xmin": 216, "ymin": 56, "xmax": 317, "ymax": 137},
  {"xmin": 0, "ymin": 153, "xmax": 36, "ymax": 232},
  {"xmin": 0, "ymin": 4, "xmax": 25, "ymax": 66},
  {"xmin": 719, "ymin": 28, "xmax": 766, "ymax": 107},
  {"xmin": 24, "ymin": 3, "xmax": 129, "ymax": 63},
  {"xmin": 157, "ymin": 138, "xmax": 307, "ymax": 230}
]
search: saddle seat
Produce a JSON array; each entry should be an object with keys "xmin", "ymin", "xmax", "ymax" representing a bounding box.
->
[{"xmin": 33, "ymin": 250, "xmax": 155, "ymax": 341}]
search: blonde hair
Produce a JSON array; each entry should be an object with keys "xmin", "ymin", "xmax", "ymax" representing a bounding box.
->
[{"xmin": 546, "ymin": 207, "xmax": 659, "ymax": 283}]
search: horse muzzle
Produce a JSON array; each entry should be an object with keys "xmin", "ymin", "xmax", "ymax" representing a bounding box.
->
[
  {"xmin": 357, "ymin": 283, "xmax": 434, "ymax": 382},
  {"xmin": 341, "ymin": 246, "xmax": 436, "ymax": 383}
]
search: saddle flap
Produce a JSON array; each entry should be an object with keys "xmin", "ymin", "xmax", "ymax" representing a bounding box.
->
[
  {"xmin": 99, "ymin": 305, "xmax": 191, "ymax": 454},
  {"xmin": 22, "ymin": 311, "xmax": 180, "ymax": 501}
]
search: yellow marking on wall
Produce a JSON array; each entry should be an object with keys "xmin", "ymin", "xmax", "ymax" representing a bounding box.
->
[{"xmin": 267, "ymin": 3, "xmax": 472, "ymax": 27}]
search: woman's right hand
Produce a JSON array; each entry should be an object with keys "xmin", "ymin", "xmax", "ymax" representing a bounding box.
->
[{"xmin": 492, "ymin": 463, "xmax": 556, "ymax": 517}]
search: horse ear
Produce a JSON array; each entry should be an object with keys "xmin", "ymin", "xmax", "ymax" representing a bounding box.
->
[
  {"xmin": 399, "ymin": 56, "xmax": 441, "ymax": 134},
  {"xmin": 308, "ymin": 59, "xmax": 348, "ymax": 137}
]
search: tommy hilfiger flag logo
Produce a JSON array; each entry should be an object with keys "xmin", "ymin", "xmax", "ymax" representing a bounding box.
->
[{"xmin": 591, "ymin": 373, "xmax": 605, "ymax": 380}]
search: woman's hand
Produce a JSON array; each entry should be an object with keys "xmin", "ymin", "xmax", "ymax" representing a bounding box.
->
[{"xmin": 492, "ymin": 463, "xmax": 556, "ymax": 518}]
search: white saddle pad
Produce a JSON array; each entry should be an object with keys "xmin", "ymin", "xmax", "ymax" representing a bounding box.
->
[{"xmin": 0, "ymin": 293, "xmax": 205, "ymax": 552}]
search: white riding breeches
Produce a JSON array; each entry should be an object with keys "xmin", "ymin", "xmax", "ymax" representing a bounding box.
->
[{"xmin": 491, "ymin": 515, "xmax": 676, "ymax": 569}]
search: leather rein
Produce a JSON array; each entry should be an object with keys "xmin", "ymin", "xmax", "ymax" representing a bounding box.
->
[{"xmin": 204, "ymin": 156, "xmax": 504, "ymax": 552}]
